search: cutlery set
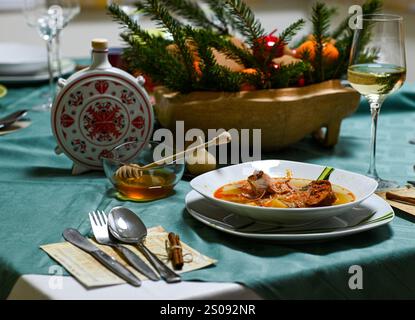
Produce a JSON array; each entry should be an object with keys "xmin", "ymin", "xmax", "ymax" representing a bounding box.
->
[
  {"xmin": 89, "ymin": 210, "xmax": 159, "ymax": 281},
  {"xmin": 63, "ymin": 207, "xmax": 181, "ymax": 287},
  {"xmin": 0, "ymin": 109, "xmax": 28, "ymax": 130}
]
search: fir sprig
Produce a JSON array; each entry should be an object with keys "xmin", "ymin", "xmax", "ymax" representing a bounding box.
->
[
  {"xmin": 108, "ymin": 3, "xmax": 161, "ymax": 44},
  {"xmin": 136, "ymin": 0, "xmax": 196, "ymax": 89},
  {"xmin": 224, "ymin": 0, "xmax": 265, "ymax": 46},
  {"xmin": 312, "ymin": 2, "xmax": 332, "ymax": 82},
  {"xmin": 160, "ymin": 0, "xmax": 227, "ymax": 34},
  {"xmin": 109, "ymin": 2, "xmax": 186, "ymax": 90},
  {"xmin": 191, "ymin": 29, "xmax": 243, "ymax": 91},
  {"xmin": 203, "ymin": 33, "xmax": 257, "ymax": 68},
  {"xmin": 279, "ymin": 19, "xmax": 306, "ymax": 45},
  {"xmin": 203, "ymin": 0, "xmax": 232, "ymax": 34},
  {"xmin": 270, "ymin": 61, "xmax": 312, "ymax": 88},
  {"xmin": 121, "ymin": 34, "xmax": 189, "ymax": 92}
]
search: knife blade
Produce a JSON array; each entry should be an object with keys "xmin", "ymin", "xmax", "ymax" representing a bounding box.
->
[{"xmin": 63, "ymin": 228, "xmax": 141, "ymax": 287}]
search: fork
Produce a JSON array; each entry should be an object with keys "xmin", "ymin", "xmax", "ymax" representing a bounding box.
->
[{"xmin": 89, "ymin": 210, "xmax": 160, "ymax": 281}]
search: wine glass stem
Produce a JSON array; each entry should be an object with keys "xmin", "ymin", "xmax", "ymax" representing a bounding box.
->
[
  {"xmin": 368, "ymin": 102, "xmax": 382, "ymax": 179},
  {"xmin": 55, "ymin": 30, "xmax": 63, "ymax": 78},
  {"xmin": 46, "ymin": 38, "xmax": 55, "ymax": 108}
]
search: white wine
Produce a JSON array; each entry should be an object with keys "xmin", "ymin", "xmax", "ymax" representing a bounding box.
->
[{"xmin": 348, "ymin": 63, "xmax": 406, "ymax": 96}]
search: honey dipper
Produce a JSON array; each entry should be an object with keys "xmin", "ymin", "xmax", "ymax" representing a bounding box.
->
[{"xmin": 115, "ymin": 131, "xmax": 232, "ymax": 179}]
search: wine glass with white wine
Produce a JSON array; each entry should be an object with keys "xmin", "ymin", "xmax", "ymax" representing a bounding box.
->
[{"xmin": 348, "ymin": 14, "xmax": 406, "ymax": 190}]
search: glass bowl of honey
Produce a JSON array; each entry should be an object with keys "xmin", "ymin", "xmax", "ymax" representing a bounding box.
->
[{"xmin": 102, "ymin": 141, "xmax": 185, "ymax": 201}]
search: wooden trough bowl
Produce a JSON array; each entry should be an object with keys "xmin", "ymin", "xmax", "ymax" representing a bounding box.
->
[{"xmin": 153, "ymin": 80, "xmax": 360, "ymax": 151}]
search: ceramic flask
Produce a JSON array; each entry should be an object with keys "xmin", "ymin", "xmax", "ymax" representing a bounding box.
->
[{"xmin": 51, "ymin": 38, "xmax": 154, "ymax": 175}]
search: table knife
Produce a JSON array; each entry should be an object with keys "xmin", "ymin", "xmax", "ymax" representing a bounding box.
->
[{"xmin": 63, "ymin": 228, "xmax": 141, "ymax": 287}]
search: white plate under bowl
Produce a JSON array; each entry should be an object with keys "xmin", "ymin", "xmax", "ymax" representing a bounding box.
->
[
  {"xmin": 0, "ymin": 43, "xmax": 47, "ymax": 75},
  {"xmin": 0, "ymin": 59, "xmax": 76, "ymax": 84},
  {"xmin": 186, "ymin": 191, "xmax": 394, "ymax": 241},
  {"xmin": 190, "ymin": 160, "xmax": 378, "ymax": 225}
]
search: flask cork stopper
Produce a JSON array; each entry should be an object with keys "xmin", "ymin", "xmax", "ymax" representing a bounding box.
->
[{"xmin": 92, "ymin": 38, "xmax": 108, "ymax": 51}]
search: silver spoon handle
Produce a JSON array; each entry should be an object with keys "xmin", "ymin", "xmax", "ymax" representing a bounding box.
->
[
  {"xmin": 113, "ymin": 244, "xmax": 160, "ymax": 281},
  {"xmin": 138, "ymin": 243, "xmax": 181, "ymax": 283}
]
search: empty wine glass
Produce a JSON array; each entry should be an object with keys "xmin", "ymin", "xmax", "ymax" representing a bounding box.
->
[
  {"xmin": 54, "ymin": 0, "xmax": 80, "ymax": 78},
  {"xmin": 23, "ymin": 0, "xmax": 77, "ymax": 111},
  {"xmin": 348, "ymin": 14, "xmax": 406, "ymax": 190}
]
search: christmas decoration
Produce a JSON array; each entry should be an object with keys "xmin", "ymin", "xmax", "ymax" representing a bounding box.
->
[
  {"xmin": 296, "ymin": 37, "xmax": 339, "ymax": 63},
  {"xmin": 109, "ymin": 0, "xmax": 382, "ymax": 93},
  {"xmin": 253, "ymin": 29, "xmax": 285, "ymax": 62}
]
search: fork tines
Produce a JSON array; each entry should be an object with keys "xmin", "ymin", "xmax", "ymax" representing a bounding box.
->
[{"xmin": 89, "ymin": 210, "xmax": 108, "ymax": 227}]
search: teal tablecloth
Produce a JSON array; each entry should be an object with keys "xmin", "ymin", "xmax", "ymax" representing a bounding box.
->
[{"xmin": 1, "ymin": 82, "xmax": 415, "ymax": 300}]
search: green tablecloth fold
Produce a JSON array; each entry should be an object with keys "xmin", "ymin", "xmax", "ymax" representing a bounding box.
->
[{"xmin": 1, "ymin": 82, "xmax": 415, "ymax": 299}]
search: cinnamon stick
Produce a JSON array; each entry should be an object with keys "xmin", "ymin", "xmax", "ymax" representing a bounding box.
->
[{"xmin": 168, "ymin": 232, "xmax": 184, "ymax": 270}]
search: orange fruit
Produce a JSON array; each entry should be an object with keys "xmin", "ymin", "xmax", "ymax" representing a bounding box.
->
[
  {"xmin": 193, "ymin": 60, "xmax": 202, "ymax": 76},
  {"xmin": 239, "ymin": 68, "xmax": 258, "ymax": 75},
  {"xmin": 323, "ymin": 43, "xmax": 339, "ymax": 62},
  {"xmin": 296, "ymin": 40, "xmax": 339, "ymax": 62}
]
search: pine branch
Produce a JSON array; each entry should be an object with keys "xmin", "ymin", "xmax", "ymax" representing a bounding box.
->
[
  {"xmin": 136, "ymin": 0, "xmax": 196, "ymax": 88},
  {"xmin": 224, "ymin": 0, "xmax": 265, "ymax": 46},
  {"xmin": 190, "ymin": 29, "xmax": 243, "ymax": 91},
  {"xmin": 270, "ymin": 61, "xmax": 311, "ymax": 88},
  {"xmin": 204, "ymin": 0, "xmax": 238, "ymax": 34},
  {"xmin": 204, "ymin": 0, "xmax": 229, "ymax": 32},
  {"xmin": 279, "ymin": 19, "xmax": 306, "ymax": 45},
  {"xmin": 160, "ymin": 0, "xmax": 227, "ymax": 34},
  {"xmin": 109, "ymin": 2, "xmax": 190, "ymax": 91},
  {"xmin": 108, "ymin": 3, "xmax": 154, "ymax": 44},
  {"xmin": 312, "ymin": 2, "xmax": 332, "ymax": 82},
  {"xmin": 203, "ymin": 32, "xmax": 257, "ymax": 68},
  {"xmin": 312, "ymin": 2, "xmax": 331, "ymax": 37},
  {"xmin": 121, "ymin": 33, "xmax": 190, "ymax": 92}
]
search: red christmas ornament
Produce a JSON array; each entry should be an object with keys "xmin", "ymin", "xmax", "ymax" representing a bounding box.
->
[
  {"xmin": 253, "ymin": 29, "xmax": 285, "ymax": 61},
  {"xmin": 297, "ymin": 76, "xmax": 305, "ymax": 87},
  {"xmin": 272, "ymin": 63, "xmax": 280, "ymax": 70}
]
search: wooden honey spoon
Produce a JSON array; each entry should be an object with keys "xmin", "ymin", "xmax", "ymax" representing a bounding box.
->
[{"xmin": 115, "ymin": 131, "xmax": 232, "ymax": 179}]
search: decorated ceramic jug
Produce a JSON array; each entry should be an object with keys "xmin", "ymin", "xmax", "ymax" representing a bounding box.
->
[{"xmin": 51, "ymin": 39, "xmax": 154, "ymax": 175}]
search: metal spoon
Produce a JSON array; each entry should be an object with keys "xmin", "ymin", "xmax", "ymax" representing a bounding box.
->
[
  {"xmin": 108, "ymin": 206, "xmax": 181, "ymax": 283},
  {"xmin": 0, "ymin": 110, "xmax": 28, "ymax": 129}
]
